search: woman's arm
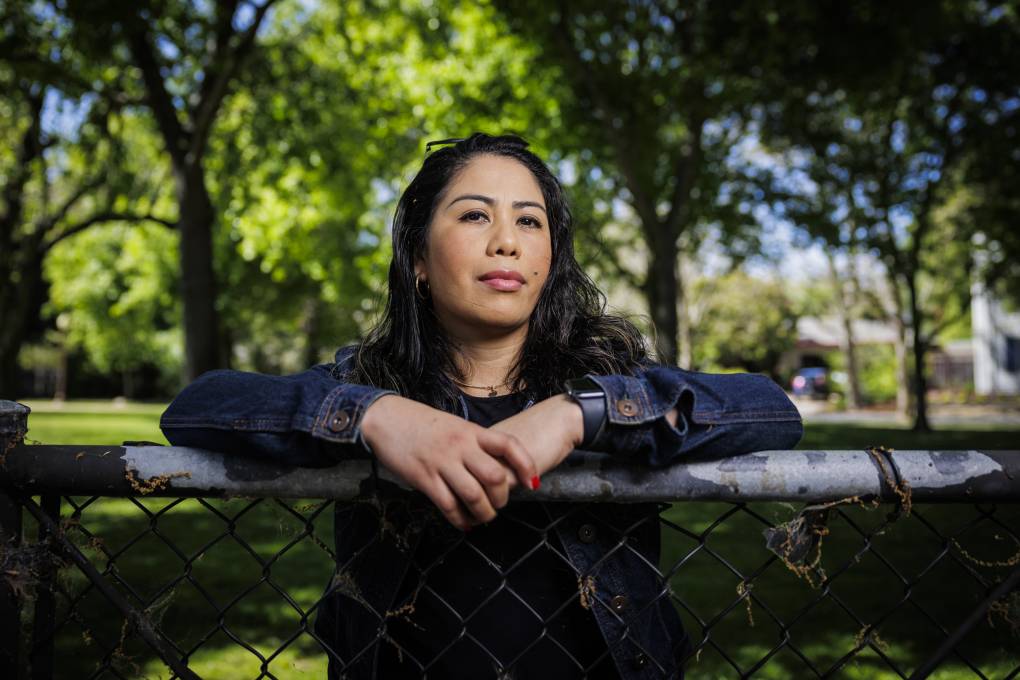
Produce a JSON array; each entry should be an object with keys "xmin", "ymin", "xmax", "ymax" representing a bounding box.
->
[
  {"xmin": 493, "ymin": 366, "xmax": 803, "ymax": 472},
  {"xmin": 586, "ymin": 365, "xmax": 804, "ymax": 467},
  {"xmin": 159, "ymin": 363, "xmax": 394, "ymax": 467},
  {"xmin": 160, "ymin": 357, "xmax": 539, "ymax": 530}
]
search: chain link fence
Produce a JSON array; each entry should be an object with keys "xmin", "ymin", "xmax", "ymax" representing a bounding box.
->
[{"xmin": 2, "ymin": 403, "xmax": 1019, "ymax": 679}]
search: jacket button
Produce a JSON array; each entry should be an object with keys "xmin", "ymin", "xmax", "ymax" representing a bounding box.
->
[
  {"xmin": 616, "ymin": 399, "xmax": 638, "ymax": 417},
  {"xmin": 632, "ymin": 653, "xmax": 648, "ymax": 668},
  {"xmin": 610, "ymin": 594, "xmax": 628, "ymax": 612},
  {"xmin": 329, "ymin": 411, "xmax": 351, "ymax": 432},
  {"xmin": 577, "ymin": 523, "xmax": 597, "ymax": 543}
]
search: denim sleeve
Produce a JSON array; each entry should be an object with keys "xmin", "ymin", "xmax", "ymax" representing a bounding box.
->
[
  {"xmin": 159, "ymin": 363, "xmax": 395, "ymax": 467},
  {"xmin": 585, "ymin": 365, "xmax": 803, "ymax": 467}
]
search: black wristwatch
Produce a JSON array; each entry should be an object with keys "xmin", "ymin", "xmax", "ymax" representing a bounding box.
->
[{"xmin": 564, "ymin": 377, "xmax": 608, "ymax": 450}]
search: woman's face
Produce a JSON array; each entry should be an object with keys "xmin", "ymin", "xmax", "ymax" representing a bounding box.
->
[{"xmin": 415, "ymin": 154, "xmax": 553, "ymax": 338}]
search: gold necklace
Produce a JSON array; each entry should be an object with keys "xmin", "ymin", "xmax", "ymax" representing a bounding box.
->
[{"xmin": 448, "ymin": 376, "xmax": 510, "ymax": 397}]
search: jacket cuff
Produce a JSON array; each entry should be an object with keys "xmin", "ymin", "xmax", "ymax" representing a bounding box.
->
[
  {"xmin": 583, "ymin": 367, "xmax": 803, "ymax": 465},
  {"xmin": 584, "ymin": 373, "xmax": 676, "ymax": 457},
  {"xmin": 311, "ymin": 383, "xmax": 396, "ymax": 447}
]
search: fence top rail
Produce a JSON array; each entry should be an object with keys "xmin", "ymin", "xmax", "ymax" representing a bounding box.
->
[{"xmin": 1, "ymin": 443, "xmax": 1017, "ymax": 503}]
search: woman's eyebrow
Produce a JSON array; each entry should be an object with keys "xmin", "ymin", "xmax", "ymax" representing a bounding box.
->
[{"xmin": 446, "ymin": 194, "xmax": 547, "ymax": 214}]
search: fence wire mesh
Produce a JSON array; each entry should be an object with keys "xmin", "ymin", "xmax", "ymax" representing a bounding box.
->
[{"xmin": 2, "ymin": 488, "xmax": 1018, "ymax": 679}]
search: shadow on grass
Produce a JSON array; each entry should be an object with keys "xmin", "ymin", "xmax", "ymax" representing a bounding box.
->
[
  {"xmin": 29, "ymin": 496, "xmax": 1019, "ymax": 679},
  {"xmin": 661, "ymin": 501, "xmax": 1020, "ymax": 679},
  {"xmin": 799, "ymin": 424, "xmax": 1020, "ymax": 451},
  {"xmin": 41, "ymin": 497, "xmax": 337, "ymax": 679}
]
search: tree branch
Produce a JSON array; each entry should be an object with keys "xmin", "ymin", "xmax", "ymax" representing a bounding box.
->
[
  {"xmin": 192, "ymin": 0, "xmax": 242, "ymax": 108},
  {"xmin": 36, "ymin": 175, "xmax": 106, "ymax": 234},
  {"xmin": 578, "ymin": 223, "xmax": 645, "ymax": 291},
  {"xmin": 663, "ymin": 109, "xmax": 705, "ymax": 239},
  {"xmin": 43, "ymin": 211, "xmax": 177, "ymax": 252},
  {"xmin": 189, "ymin": 0, "xmax": 279, "ymax": 163},
  {"xmin": 1, "ymin": 88, "xmax": 45, "ymax": 285},
  {"xmin": 127, "ymin": 20, "xmax": 189, "ymax": 165},
  {"xmin": 551, "ymin": 3, "xmax": 661, "ymax": 236},
  {"xmin": 922, "ymin": 307, "xmax": 967, "ymax": 347},
  {"xmin": 875, "ymin": 116, "xmax": 909, "ymax": 278},
  {"xmin": 1, "ymin": 88, "xmax": 45, "ymax": 235}
]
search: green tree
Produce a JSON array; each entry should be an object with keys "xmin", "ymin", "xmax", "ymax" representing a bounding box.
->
[
  {"xmin": 494, "ymin": 0, "xmax": 781, "ymax": 365},
  {"xmin": 44, "ymin": 220, "xmax": 182, "ymax": 394},
  {"xmin": 8, "ymin": 0, "xmax": 568, "ymax": 392},
  {"xmin": 761, "ymin": 1, "xmax": 1020, "ymax": 430},
  {"xmin": 690, "ymin": 270, "xmax": 798, "ymax": 377},
  {"xmin": 61, "ymin": 0, "xmax": 280, "ymax": 380},
  {"xmin": 0, "ymin": 3, "xmax": 174, "ymax": 397}
]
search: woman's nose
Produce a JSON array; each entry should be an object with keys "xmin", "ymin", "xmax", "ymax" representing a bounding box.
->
[{"xmin": 487, "ymin": 215, "xmax": 520, "ymax": 257}]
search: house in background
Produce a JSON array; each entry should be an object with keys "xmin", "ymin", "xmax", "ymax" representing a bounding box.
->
[
  {"xmin": 777, "ymin": 316, "xmax": 899, "ymax": 379},
  {"xmin": 930, "ymin": 339, "xmax": 975, "ymax": 390},
  {"xmin": 972, "ymin": 280, "xmax": 1020, "ymax": 396},
  {"xmin": 780, "ymin": 317, "xmax": 977, "ymax": 393}
]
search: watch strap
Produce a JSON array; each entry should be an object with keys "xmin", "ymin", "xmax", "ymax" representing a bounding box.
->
[{"xmin": 565, "ymin": 377, "xmax": 607, "ymax": 449}]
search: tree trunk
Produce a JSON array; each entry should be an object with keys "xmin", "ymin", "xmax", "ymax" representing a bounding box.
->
[
  {"xmin": 0, "ymin": 93, "xmax": 44, "ymax": 399},
  {"xmin": 122, "ymin": 370, "xmax": 135, "ymax": 400},
  {"xmin": 302, "ymin": 297, "xmax": 322, "ymax": 369},
  {"xmin": 0, "ymin": 348, "xmax": 19, "ymax": 400},
  {"xmin": 54, "ymin": 341, "xmax": 68, "ymax": 401},
  {"xmin": 884, "ymin": 271, "xmax": 913, "ymax": 420},
  {"xmin": 905, "ymin": 270, "xmax": 932, "ymax": 432},
  {"xmin": 0, "ymin": 288, "xmax": 20, "ymax": 394},
  {"xmin": 174, "ymin": 160, "xmax": 222, "ymax": 382},
  {"xmin": 841, "ymin": 317, "xmax": 863, "ymax": 409},
  {"xmin": 646, "ymin": 225, "xmax": 679, "ymax": 365},
  {"xmin": 219, "ymin": 324, "xmax": 234, "ymax": 372},
  {"xmin": 676, "ymin": 254, "xmax": 693, "ymax": 370},
  {"xmin": 892, "ymin": 319, "xmax": 912, "ymax": 419},
  {"xmin": 826, "ymin": 251, "xmax": 863, "ymax": 408},
  {"xmin": 0, "ymin": 251, "xmax": 45, "ymax": 399}
]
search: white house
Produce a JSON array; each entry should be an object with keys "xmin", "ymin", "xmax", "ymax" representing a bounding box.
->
[{"xmin": 971, "ymin": 280, "xmax": 1020, "ymax": 395}]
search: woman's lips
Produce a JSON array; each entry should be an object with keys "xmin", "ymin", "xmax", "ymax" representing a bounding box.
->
[{"xmin": 480, "ymin": 278, "xmax": 523, "ymax": 291}]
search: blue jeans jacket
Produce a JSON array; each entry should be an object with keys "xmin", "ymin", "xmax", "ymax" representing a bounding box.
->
[{"xmin": 160, "ymin": 346, "xmax": 803, "ymax": 679}]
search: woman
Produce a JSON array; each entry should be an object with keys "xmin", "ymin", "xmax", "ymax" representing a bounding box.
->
[{"xmin": 161, "ymin": 133, "xmax": 803, "ymax": 679}]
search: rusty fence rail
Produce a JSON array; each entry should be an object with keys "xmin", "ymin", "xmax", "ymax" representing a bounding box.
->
[{"xmin": 1, "ymin": 400, "xmax": 1019, "ymax": 679}]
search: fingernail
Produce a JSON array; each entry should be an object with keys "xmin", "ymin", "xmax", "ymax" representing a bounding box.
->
[{"xmin": 531, "ymin": 476, "xmax": 541, "ymax": 490}]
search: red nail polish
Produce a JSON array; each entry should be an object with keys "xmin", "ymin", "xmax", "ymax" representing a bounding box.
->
[{"xmin": 531, "ymin": 476, "xmax": 541, "ymax": 490}]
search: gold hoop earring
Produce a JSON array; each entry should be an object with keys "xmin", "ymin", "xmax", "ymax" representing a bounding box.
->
[{"xmin": 415, "ymin": 275, "xmax": 430, "ymax": 300}]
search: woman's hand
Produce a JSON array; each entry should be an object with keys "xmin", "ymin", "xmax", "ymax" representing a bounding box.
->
[
  {"xmin": 492, "ymin": 394, "xmax": 683, "ymax": 476},
  {"xmin": 360, "ymin": 395, "xmax": 538, "ymax": 531},
  {"xmin": 490, "ymin": 394, "xmax": 584, "ymax": 477}
]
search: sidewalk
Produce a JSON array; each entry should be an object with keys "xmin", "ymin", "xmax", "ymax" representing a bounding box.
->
[{"xmin": 791, "ymin": 396, "xmax": 1020, "ymax": 427}]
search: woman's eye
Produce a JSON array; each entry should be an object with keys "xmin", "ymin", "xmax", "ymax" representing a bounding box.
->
[{"xmin": 459, "ymin": 211, "xmax": 541, "ymax": 228}]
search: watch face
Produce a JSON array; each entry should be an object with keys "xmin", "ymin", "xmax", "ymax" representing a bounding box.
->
[{"xmin": 567, "ymin": 377, "xmax": 603, "ymax": 397}]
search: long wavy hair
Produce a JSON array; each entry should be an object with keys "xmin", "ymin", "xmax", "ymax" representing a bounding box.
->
[{"xmin": 344, "ymin": 133, "xmax": 648, "ymax": 412}]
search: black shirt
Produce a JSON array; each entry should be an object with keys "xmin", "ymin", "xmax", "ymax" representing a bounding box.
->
[{"xmin": 378, "ymin": 392, "xmax": 618, "ymax": 679}]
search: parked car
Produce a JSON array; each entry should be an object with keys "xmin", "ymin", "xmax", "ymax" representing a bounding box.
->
[{"xmin": 791, "ymin": 367, "xmax": 830, "ymax": 398}]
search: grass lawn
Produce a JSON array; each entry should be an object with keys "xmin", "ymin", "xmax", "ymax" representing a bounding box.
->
[
  {"xmin": 19, "ymin": 399, "xmax": 170, "ymax": 446},
  {"xmin": 800, "ymin": 423, "xmax": 1020, "ymax": 451},
  {"xmin": 11, "ymin": 402, "xmax": 1020, "ymax": 678}
]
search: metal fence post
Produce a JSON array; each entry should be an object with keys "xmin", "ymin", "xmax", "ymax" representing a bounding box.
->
[
  {"xmin": 29, "ymin": 494, "xmax": 60, "ymax": 680},
  {"xmin": 0, "ymin": 400, "xmax": 30, "ymax": 679}
]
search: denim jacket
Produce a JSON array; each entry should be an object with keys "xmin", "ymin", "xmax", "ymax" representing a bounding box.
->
[{"xmin": 160, "ymin": 346, "xmax": 803, "ymax": 679}]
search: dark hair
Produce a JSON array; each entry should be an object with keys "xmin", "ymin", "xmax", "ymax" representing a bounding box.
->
[{"xmin": 345, "ymin": 133, "xmax": 647, "ymax": 411}]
